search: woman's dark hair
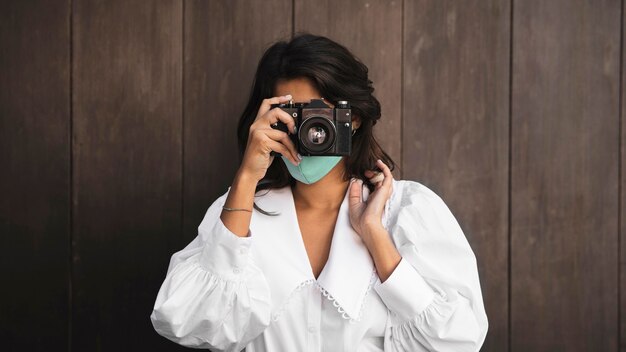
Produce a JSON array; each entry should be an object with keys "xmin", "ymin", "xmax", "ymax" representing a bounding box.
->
[{"xmin": 236, "ymin": 33, "xmax": 396, "ymax": 214}]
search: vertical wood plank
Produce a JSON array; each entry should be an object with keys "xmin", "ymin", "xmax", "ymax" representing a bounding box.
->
[
  {"xmin": 512, "ymin": 0, "xmax": 620, "ymax": 351},
  {"xmin": 183, "ymin": 0, "xmax": 292, "ymax": 241},
  {"xmin": 618, "ymin": 0, "xmax": 626, "ymax": 349},
  {"xmin": 72, "ymin": 0, "xmax": 184, "ymax": 350},
  {"xmin": 622, "ymin": 0, "xmax": 626, "ymax": 348},
  {"xmin": 402, "ymin": 1, "xmax": 511, "ymax": 351},
  {"xmin": 0, "ymin": 1, "xmax": 70, "ymax": 350},
  {"xmin": 294, "ymin": 0, "xmax": 403, "ymax": 178}
]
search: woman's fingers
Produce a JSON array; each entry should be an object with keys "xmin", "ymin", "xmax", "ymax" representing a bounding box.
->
[
  {"xmin": 369, "ymin": 172, "xmax": 384, "ymax": 185},
  {"xmin": 254, "ymin": 95, "xmax": 297, "ymax": 134},
  {"xmin": 376, "ymin": 159, "xmax": 393, "ymax": 189},
  {"xmin": 256, "ymin": 95, "xmax": 292, "ymax": 120},
  {"xmin": 365, "ymin": 168, "xmax": 384, "ymax": 185},
  {"xmin": 364, "ymin": 160, "xmax": 393, "ymax": 192},
  {"xmin": 266, "ymin": 107, "xmax": 297, "ymax": 134},
  {"xmin": 265, "ymin": 139, "xmax": 299, "ymax": 166},
  {"xmin": 372, "ymin": 159, "xmax": 393, "ymax": 194},
  {"xmin": 240, "ymin": 94, "xmax": 298, "ymax": 182},
  {"xmin": 348, "ymin": 178, "xmax": 364, "ymax": 208},
  {"xmin": 263, "ymin": 129, "xmax": 299, "ymax": 162},
  {"xmin": 349, "ymin": 162, "xmax": 393, "ymax": 233}
]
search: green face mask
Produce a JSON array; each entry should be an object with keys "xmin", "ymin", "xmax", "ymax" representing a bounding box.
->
[{"xmin": 280, "ymin": 155, "xmax": 342, "ymax": 184}]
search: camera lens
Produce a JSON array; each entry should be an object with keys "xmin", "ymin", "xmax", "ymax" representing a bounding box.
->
[
  {"xmin": 299, "ymin": 116, "xmax": 336, "ymax": 154},
  {"xmin": 307, "ymin": 126, "xmax": 327, "ymax": 144}
]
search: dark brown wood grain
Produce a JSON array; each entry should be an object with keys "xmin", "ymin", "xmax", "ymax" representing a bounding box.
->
[
  {"xmin": 622, "ymin": 1, "xmax": 626, "ymax": 348},
  {"xmin": 511, "ymin": 0, "xmax": 620, "ymax": 351},
  {"xmin": 72, "ymin": 0, "xmax": 184, "ymax": 350},
  {"xmin": 402, "ymin": 1, "xmax": 511, "ymax": 351},
  {"xmin": 294, "ymin": 0, "xmax": 403, "ymax": 178},
  {"xmin": 182, "ymin": 0, "xmax": 293, "ymax": 242},
  {"xmin": 3, "ymin": 0, "xmax": 625, "ymax": 350},
  {"xmin": 0, "ymin": 1, "xmax": 70, "ymax": 350}
]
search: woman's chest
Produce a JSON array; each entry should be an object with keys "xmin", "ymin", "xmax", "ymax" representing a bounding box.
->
[
  {"xmin": 296, "ymin": 208, "xmax": 339, "ymax": 279},
  {"xmin": 248, "ymin": 184, "xmax": 391, "ymax": 337}
]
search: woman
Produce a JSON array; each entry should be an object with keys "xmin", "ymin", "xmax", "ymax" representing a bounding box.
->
[{"xmin": 150, "ymin": 34, "xmax": 488, "ymax": 352}]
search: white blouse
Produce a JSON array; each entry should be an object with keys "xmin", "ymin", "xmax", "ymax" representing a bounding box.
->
[{"xmin": 150, "ymin": 179, "xmax": 488, "ymax": 352}]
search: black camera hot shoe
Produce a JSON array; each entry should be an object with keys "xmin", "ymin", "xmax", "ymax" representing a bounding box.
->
[{"xmin": 269, "ymin": 99, "xmax": 352, "ymax": 156}]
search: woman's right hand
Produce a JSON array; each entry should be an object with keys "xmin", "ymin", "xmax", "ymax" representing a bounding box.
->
[{"xmin": 238, "ymin": 94, "xmax": 301, "ymax": 182}]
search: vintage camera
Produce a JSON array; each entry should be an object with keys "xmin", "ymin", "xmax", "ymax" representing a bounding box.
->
[{"xmin": 270, "ymin": 99, "xmax": 352, "ymax": 156}]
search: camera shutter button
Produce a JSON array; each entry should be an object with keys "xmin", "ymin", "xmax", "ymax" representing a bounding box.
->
[{"xmin": 337, "ymin": 100, "xmax": 349, "ymax": 108}]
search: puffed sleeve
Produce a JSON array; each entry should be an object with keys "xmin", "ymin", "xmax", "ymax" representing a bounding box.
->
[
  {"xmin": 375, "ymin": 180, "xmax": 488, "ymax": 352},
  {"xmin": 150, "ymin": 188, "xmax": 271, "ymax": 351}
]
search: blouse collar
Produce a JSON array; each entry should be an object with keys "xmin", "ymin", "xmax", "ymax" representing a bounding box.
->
[{"xmin": 250, "ymin": 184, "xmax": 378, "ymax": 323}]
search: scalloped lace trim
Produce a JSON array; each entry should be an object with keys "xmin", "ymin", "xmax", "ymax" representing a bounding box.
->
[
  {"xmin": 383, "ymin": 179, "xmax": 399, "ymax": 232},
  {"xmin": 270, "ymin": 269, "xmax": 379, "ymax": 324}
]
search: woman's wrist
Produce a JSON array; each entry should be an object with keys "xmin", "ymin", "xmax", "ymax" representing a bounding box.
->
[
  {"xmin": 360, "ymin": 217, "xmax": 386, "ymax": 237},
  {"xmin": 361, "ymin": 223, "xmax": 387, "ymax": 247},
  {"xmin": 234, "ymin": 166, "xmax": 258, "ymax": 186},
  {"xmin": 220, "ymin": 168, "xmax": 258, "ymax": 237},
  {"xmin": 361, "ymin": 226, "xmax": 402, "ymax": 283},
  {"xmin": 225, "ymin": 169, "xmax": 257, "ymax": 210}
]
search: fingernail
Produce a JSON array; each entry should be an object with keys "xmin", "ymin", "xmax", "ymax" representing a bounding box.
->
[
  {"xmin": 297, "ymin": 153, "xmax": 303, "ymax": 160},
  {"xmin": 284, "ymin": 94, "xmax": 292, "ymax": 100},
  {"xmin": 293, "ymin": 125, "xmax": 297, "ymax": 133}
]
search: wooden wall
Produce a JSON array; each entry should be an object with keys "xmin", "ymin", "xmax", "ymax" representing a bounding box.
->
[{"xmin": 0, "ymin": 0, "xmax": 621, "ymax": 351}]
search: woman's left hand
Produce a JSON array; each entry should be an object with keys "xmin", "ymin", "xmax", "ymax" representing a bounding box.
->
[{"xmin": 348, "ymin": 159, "xmax": 394, "ymax": 242}]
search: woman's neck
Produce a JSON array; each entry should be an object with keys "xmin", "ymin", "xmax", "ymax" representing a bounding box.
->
[{"xmin": 292, "ymin": 159, "xmax": 350, "ymax": 211}]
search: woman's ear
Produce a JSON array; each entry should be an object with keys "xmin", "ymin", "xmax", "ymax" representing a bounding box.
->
[{"xmin": 351, "ymin": 115, "xmax": 362, "ymax": 130}]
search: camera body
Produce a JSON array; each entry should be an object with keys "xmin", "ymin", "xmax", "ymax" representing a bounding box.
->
[{"xmin": 270, "ymin": 99, "xmax": 352, "ymax": 156}]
